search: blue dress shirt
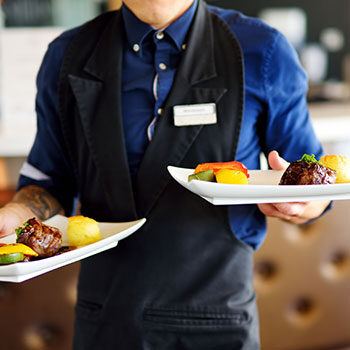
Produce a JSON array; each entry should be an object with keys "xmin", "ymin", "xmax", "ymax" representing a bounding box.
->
[
  {"xmin": 18, "ymin": 2, "xmax": 324, "ymax": 249},
  {"xmin": 121, "ymin": 2, "xmax": 197, "ymax": 179}
]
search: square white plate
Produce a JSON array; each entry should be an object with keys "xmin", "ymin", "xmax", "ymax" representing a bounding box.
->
[
  {"xmin": 0, "ymin": 215, "xmax": 146, "ymax": 282},
  {"xmin": 168, "ymin": 166, "xmax": 350, "ymax": 205}
]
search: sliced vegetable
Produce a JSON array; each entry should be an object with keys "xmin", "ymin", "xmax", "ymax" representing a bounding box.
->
[
  {"xmin": 194, "ymin": 161, "xmax": 249, "ymax": 178},
  {"xmin": 0, "ymin": 243, "xmax": 38, "ymax": 257},
  {"xmin": 0, "ymin": 243, "xmax": 38, "ymax": 265},
  {"xmin": 188, "ymin": 169, "xmax": 215, "ymax": 182},
  {"xmin": 0, "ymin": 252, "xmax": 25, "ymax": 265},
  {"xmin": 216, "ymin": 169, "xmax": 249, "ymax": 184}
]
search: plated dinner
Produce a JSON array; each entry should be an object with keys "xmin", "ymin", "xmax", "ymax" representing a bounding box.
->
[
  {"xmin": 168, "ymin": 154, "xmax": 350, "ymax": 205},
  {"xmin": 0, "ymin": 214, "xmax": 146, "ymax": 282}
]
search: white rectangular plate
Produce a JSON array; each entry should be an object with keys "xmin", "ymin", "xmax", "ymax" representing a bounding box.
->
[
  {"xmin": 0, "ymin": 215, "xmax": 146, "ymax": 283},
  {"xmin": 168, "ymin": 166, "xmax": 350, "ymax": 205}
]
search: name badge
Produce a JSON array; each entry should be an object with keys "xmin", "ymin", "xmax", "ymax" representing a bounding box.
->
[{"xmin": 173, "ymin": 103, "xmax": 217, "ymax": 127}]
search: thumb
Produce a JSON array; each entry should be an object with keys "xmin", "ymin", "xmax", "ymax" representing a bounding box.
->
[{"xmin": 268, "ymin": 150, "xmax": 290, "ymax": 170}]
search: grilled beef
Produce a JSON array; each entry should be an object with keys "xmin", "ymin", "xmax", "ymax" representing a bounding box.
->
[
  {"xmin": 17, "ymin": 218, "xmax": 62, "ymax": 257},
  {"xmin": 279, "ymin": 160, "xmax": 337, "ymax": 185}
]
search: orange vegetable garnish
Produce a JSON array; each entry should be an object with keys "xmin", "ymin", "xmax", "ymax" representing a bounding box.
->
[{"xmin": 194, "ymin": 161, "xmax": 249, "ymax": 178}]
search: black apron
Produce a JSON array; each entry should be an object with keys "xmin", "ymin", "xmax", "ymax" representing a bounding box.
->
[{"xmin": 58, "ymin": 1, "xmax": 260, "ymax": 349}]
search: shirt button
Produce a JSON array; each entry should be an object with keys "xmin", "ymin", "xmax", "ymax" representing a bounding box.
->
[
  {"xmin": 182, "ymin": 43, "xmax": 187, "ymax": 50},
  {"xmin": 159, "ymin": 63, "xmax": 167, "ymax": 70},
  {"xmin": 156, "ymin": 31, "xmax": 164, "ymax": 40},
  {"xmin": 157, "ymin": 108, "xmax": 163, "ymax": 115},
  {"xmin": 133, "ymin": 43, "xmax": 140, "ymax": 52}
]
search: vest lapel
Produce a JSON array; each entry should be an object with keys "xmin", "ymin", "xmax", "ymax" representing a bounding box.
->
[
  {"xmin": 60, "ymin": 2, "xmax": 243, "ymax": 220},
  {"xmin": 135, "ymin": 1, "xmax": 232, "ymax": 216},
  {"xmin": 68, "ymin": 12, "xmax": 137, "ymax": 219}
]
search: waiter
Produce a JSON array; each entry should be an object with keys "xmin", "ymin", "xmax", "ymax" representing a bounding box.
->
[{"xmin": 0, "ymin": 0, "xmax": 330, "ymax": 348}]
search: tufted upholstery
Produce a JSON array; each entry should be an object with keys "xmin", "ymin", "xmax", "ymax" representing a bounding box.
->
[
  {"xmin": 255, "ymin": 201, "xmax": 350, "ymax": 350},
  {"xmin": 0, "ymin": 263, "xmax": 79, "ymax": 350}
]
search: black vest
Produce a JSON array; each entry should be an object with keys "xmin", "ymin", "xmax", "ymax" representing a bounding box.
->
[{"xmin": 59, "ymin": 1, "xmax": 260, "ymax": 349}]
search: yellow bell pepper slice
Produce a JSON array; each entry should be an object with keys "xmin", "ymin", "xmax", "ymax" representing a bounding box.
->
[
  {"xmin": 215, "ymin": 169, "xmax": 249, "ymax": 185},
  {"xmin": 0, "ymin": 243, "xmax": 38, "ymax": 257}
]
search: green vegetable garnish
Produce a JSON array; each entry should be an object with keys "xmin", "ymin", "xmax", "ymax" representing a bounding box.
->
[
  {"xmin": 15, "ymin": 220, "xmax": 33, "ymax": 239},
  {"xmin": 15, "ymin": 226, "xmax": 23, "ymax": 237},
  {"xmin": 188, "ymin": 169, "xmax": 215, "ymax": 182},
  {"xmin": 299, "ymin": 154, "xmax": 324, "ymax": 165}
]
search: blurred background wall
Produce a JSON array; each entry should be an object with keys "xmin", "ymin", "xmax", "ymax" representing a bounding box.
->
[{"xmin": 0, "ymin": 1, "xmax": 350, "ymax": 349}]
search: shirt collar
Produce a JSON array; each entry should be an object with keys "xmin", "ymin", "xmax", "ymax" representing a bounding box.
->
[{"xmin": 122, "ymin": 0, "xmax": 198, "ymax": 52}]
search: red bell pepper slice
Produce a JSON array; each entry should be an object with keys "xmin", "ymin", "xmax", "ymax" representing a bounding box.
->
[{"xmin": 194, "ymin": 161, "xmax": 249, "ymax": 178}]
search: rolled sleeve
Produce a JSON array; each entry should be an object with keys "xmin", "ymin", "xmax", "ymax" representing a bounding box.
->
[{"xmin": 17, "ymin": 32, "xmax": 78, "ymax": 215}]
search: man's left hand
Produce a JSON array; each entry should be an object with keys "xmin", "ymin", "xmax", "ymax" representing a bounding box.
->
[{"xmin": 257, "ymin": 151, "xmax": 331, "ymax": 225}]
